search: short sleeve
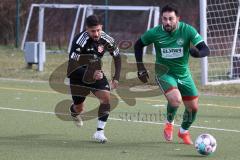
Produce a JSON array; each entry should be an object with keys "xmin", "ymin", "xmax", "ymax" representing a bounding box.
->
[
  {"xmin": 101, "ymin": 31, "xmax": 120, "ymax": 57},
  {"xmin": 188, "ymin": 25, "xmax": 204, "ymax": 46},
  {"xmin": 140, "ymin": 28, "xmax": 155, "ymax": 46},
  {"xmin": 108, "ymin": 42, "xmax": 120, "ymax": 57}
]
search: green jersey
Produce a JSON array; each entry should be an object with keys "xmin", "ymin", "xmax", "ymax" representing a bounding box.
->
[{"xmin": 141, "ymin": 22, "xmax": 203, "ymax": 78}]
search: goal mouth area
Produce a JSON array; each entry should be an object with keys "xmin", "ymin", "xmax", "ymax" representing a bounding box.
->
[
  {"xmin": 200, "ymin": 0, "xmax": 240, "ymax": 85},
  {"xmin": 21, "ymin": 4, "xmax": 160, "ymax": 55}
]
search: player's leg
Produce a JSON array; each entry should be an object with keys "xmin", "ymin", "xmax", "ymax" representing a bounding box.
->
[
  {"xmin": 182, "ymin": 97, "xmax": 198, "ymax": 131},
  {"xmin": 164, "ymin": 89, "xmax": 182, "ymax": 141},
  {"xmin": 177, "ymin": 98, "xmax": 198, "ymax": 145},
  {"xmin": 69, "ymin": 76, "xmax": 90, "ymax": 127},
  {"xmin": 156, "ymin": 74, "xmax": 182, "ymax": 141},
  {"xmin": 94, "ymin": 90, "xmax": 110, "ymax": 130},
  {"xmin": 177, "ymin": 75, "xmax": 199, "ymax": 145},
  {"xmin": 92, "ymin": 90, "xmax": 110, "ymax": 143},
  {"xmin": 69, "ymin": 97, "xmax": 86, "ymax": 127},
  {"xmin": 70, "ymin": 102, "xmax": 84, "ymax": 114},
  {"xmin": 91, "ymin": 76, "xmax": 111, "ymax": 143},
  {"xmin": 165, "ymin": 89, "xmax": 182, "ymax": 123}
]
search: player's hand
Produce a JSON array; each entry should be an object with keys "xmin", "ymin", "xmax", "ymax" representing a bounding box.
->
[
  {"xmin": 110, "ymin": 79, "xmax": 119, "ymax": 89},
  {"xmin": 137, "ymin": 70, "xmax": 149, "ymax": 83},
  {"xmin": 93, "ymin": 70, "xmax": 103, "ymax": 80},
  {"xmin": 189, "ymin": 48, "xmax": 199, "ymax": 58}
]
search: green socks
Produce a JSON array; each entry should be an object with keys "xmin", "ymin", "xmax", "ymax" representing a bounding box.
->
[
  {"xmin": 181, "ymin": 108, "xmax": 197, "ymax": 130},
  {"xmin": 166, "ymin": 103, "xmax": 197, "ymax": 130},
  {"xmin": 166, "ymin": 103, "xmax": 178, "ymax": 123}
]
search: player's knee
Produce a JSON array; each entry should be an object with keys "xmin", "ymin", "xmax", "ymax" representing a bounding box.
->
[
  {"xmin": 169, "ymin": 97, "xmax": 182, "ymax": 107},
  {"xmin": 186, "ymin": 104, "xmax": 198, "ymax": 112},
  {"xmin": 99, "ymin": 96, "xmax": 110, "ymax": 104},
  {"xmin": 191, "ymin": 104, "xmax": 199, "ymax": 112},
  {"xmin": 166, "ymin": 90, "xmax": 182, "ymax": 106}
]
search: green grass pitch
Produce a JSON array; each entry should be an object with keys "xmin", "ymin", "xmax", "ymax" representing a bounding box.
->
[{"xmin": 0, "ymin": 79, "xmax": 240, "ymax": 160}]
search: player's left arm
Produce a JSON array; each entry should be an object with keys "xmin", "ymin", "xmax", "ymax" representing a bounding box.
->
[
  {"xmin": 188, "ymin": 25, "xmax": 210, "ymax": 58},
  {"xmin": 109, "ymin": 43, "xmax": 121, "ymax": 89},
  {"xmin": 189, "ymin": 41, "xmax": 210, "ymax": 58}
]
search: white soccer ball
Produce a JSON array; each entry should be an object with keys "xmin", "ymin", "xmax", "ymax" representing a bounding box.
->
[{"xmin": 195, "ymin": 134, "xmax": 217, "ymax": 155}]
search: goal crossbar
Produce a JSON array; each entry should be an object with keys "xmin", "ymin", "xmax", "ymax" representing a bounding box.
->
[{"xmin": 21, "ymin": 3, "xmax": 160, "ymax": 54}]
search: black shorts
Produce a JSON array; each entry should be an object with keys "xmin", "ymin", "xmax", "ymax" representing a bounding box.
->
[{"xmin": 69, "ymin": 68, "xmax": 110, "ymax": 105}]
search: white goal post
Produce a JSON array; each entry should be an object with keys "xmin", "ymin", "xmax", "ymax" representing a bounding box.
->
[
  {"xmin": 21, "ymin": 4, "xmax": 160, "ymax": 54},
  {"xmin": 200, "ymin": 0, "xmax": 240, "ymax": 85}
]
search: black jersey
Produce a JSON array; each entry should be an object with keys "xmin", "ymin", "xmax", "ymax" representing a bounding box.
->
[
  {"xmin": 69, "ymin": 31, "xmax": 119, "ymax": 59},
  {"xmin": 67, "ymin": 31, "xmax": 119, "ymax": 77}
]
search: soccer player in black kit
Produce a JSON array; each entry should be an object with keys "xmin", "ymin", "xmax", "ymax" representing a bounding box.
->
[{"xmin": 67, "ymin": 15, "xmax": 121, "ymax": 143}]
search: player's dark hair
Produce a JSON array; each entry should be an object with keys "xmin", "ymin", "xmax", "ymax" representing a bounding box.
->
[
  {"xmin": 161, "ymin": 4, "xmax": 179, "ymax": 16},
  {"xmin": 86, "ymin": 14, "xmax": 102, "ymax": 27}
]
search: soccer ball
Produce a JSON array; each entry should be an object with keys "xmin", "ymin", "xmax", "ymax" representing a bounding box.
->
[{"xmin": 195, "ymin": 134, "xmax": 217, "ymax": 156}]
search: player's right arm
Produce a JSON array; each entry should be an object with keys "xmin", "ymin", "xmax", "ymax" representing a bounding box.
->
[
  {"xmin": 70, "ymin": 33, "xmax": 82, "ymax": 56},
  {"xmin": 134, "ymin": 39, "xmax": 149, "ymax": 83},
  {"xmin": 134, "ymin": 29, "xmax": 155, "ymax": 83},
  {"xmin": 67, "ymin": 33, "xmax": 83, "ymax": 77},
  {"xmin": 67, "ymin": 32, "xmax": 93, "ymax": 78}
]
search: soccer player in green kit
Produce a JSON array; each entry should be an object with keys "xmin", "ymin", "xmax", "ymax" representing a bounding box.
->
[{"xmin": 134, "ymin": 4, "xmax": 210, "ymax": 145}]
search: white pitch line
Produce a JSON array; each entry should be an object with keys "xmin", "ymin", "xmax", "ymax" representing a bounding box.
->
[
  {"xmin": 1, "ymin": 77, "xmax": 240, "ymax": 98},
  {"xmin": 0, "ymin": 106, "xmax": 240, "ymax": 133},
  {"xmin": 109, "ymin": 118, "xmax": 240, "ymax": 133},
  {"xmin": 0, "ymin": 77, "xmax": 48, "ymax": 83},
  {"xmin": 0, "ymin": 78, "xmax": 240, "ymax": 109},
  {"xmin": 0, "ymin": 107, "xmax": 67, "ymax": 115}
]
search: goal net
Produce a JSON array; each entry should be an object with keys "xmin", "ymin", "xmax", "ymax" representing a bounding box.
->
[
  {"xmin": 201, "ymin": 0, "xmax": 240, "ymax": 85},
  {"xmin": 21, "ymin": 4, "xmax": 159, "ymax": 54}
]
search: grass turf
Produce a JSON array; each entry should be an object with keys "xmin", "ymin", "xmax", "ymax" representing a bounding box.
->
[
  {"xmin": 0, "ymin": 45, "xmax": 240, "ymax": 159},
  {"xmin": 0, "ymin": 45, "xmax": 240, "ymax": 96},
  {"xmin": 0, "ymin": 79, "xmax": 240, "ymax": 160}
]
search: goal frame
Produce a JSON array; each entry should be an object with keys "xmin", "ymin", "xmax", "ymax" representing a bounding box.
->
[
  {"xmin": 200, "ymin": 0, "xmax": 240, "ymax": 85},
  {"xmin": 21, "ymin": 4, "xmax": 160, "ymax": 54}
]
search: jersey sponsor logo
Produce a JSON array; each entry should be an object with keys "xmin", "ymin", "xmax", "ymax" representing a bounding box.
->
[
  {"xmin": 161, "ymin": 48, "xmax": 183, "ymax": 59},
  {"xmin": 97, "ymin": 45, "xmax": 104, "ymax": 54},
  {"xmin": 177, "ymin": 38, "xmax": 184, "ymax": 46}
]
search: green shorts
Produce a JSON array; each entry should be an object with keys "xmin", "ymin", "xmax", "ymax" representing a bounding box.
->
[{"xmin": 155, "ymin": 73, "xmax": 198, "ymax": 101}]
